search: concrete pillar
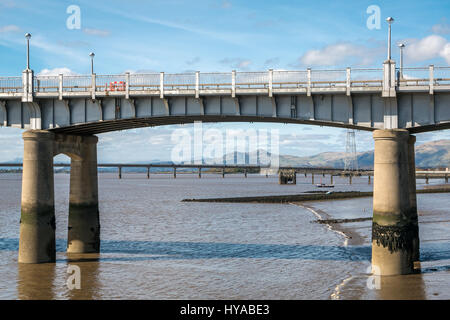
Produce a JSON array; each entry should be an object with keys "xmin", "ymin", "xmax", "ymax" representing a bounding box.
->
[
  {"xmin": 67, "ymin": 135, "xmax": 100, "ymax": 253},
  {"xmin": 118, "ymin": 167, "xmax": 122, "ymax": 179},
  {"xmin": 408, "ymin": 135, "xmax": 420, "ymax": 263},
  {"xmin": 19, "ymin": 130, "xmax": 56, "ymax": 263},
  {"xmin": 371, "ymin": 129, "xmax": 419, "ymax": 275}
]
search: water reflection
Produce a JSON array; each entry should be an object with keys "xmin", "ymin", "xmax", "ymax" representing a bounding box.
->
[
  {"xmin": 17, "ymin": 263, "xmax": 56, "ymax": 300},
  {"xmin": 65, "ymin": 253, "xmax": 101, "ymax": 300},
  {"xmin": 376, "ymin": 273, "xmax": 426, "ymax": 299}
]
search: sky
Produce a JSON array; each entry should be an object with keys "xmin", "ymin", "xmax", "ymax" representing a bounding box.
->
[{"xmin": 1, "ymin": 0, "xmax": 450, "ymax": 162}]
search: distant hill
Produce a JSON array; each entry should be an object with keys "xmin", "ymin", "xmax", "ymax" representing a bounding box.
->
[
  {"xmin": 277, "ymin": 139, "xmax": 450, "ymax": 169},
  {"xmin": 2, "ymin": 140, "xmax": 449, "ymax": 170}
]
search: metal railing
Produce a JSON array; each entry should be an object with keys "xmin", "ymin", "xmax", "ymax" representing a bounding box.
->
[
  {"xmin": 0, "ymin": 66, "xmax": 449, "ymax": 95},
  {"xmin": 0, "ymin": 76, "xmax": 22, "ymax": 93}
]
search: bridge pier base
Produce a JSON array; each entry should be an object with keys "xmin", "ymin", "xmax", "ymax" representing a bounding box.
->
[
  {"xmin": 371, "ymin": 129, "xmax": 419, "ymax": 276},
  {"xmin": 19, "ymin": 131, "xmax": 56, "ymax": 263},
  {"xmin": 67, "ymin": 136, "xmax": 100, "ymax": 253}
]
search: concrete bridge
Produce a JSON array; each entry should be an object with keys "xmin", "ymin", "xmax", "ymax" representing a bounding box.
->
[{"xmin": 1, "ymin": 59, "xmax": 450, "ymax": 276}]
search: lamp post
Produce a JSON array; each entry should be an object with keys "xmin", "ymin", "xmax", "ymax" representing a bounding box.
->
[
  {"xmin": 398, "ymin": 43, "xmax": 405, "ymax": 79},
  {"xmin": 89, "ymin": 52, "xmax": 95, "ymax": 74},
  {"xmin": 386, "ymin": 17, "xmax": 394, "ymax": 61},
  {"xmin": 25, "ymin": 33, "xmax": 31, "ymax": 70}
]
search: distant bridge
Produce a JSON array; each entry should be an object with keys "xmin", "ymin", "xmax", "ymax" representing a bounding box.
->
[{"xmin": 1, "ymin": 162, "xmax": 447, "ymax": 183}]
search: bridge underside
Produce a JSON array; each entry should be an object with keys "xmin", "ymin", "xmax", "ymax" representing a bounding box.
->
[
  {"xmin": 49, "ymin": 115, "xmax": 374, "ymax": 135},
  {"xmin": 1, "ymin": 92, "xmax": 450, "ymax": 134}
]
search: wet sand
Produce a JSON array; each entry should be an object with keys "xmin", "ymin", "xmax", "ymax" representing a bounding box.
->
[{"xmin": 292, "ymin": 194, "xmax": 450, "ymax": 299}]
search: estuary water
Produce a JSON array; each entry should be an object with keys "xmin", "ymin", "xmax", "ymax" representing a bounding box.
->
[{"xmin": 0, "ymin": 173, "xmax": 449, "ymax": 299}]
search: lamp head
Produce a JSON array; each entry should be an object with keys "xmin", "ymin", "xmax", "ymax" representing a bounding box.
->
[
  {"xmin": 89, "ymin": 52, "xmax": 95, "ymax": 58},
  {"xmin": 25, "ymin": 33, "xmax": 31, "ymax": 40},
  {"xmin": 386, "ymin": 17, "xmax": 394, "ymax": 24}
]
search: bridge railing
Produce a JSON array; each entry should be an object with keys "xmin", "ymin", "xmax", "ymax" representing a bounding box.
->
[
  {"xmin": 1, "ymin": 66, "xmax": 450, "ymax": 94},
  {"xmin": 164, "ymin": 73, "xmax": 196, "ymax": 89},
  {"xmin": 273, "ymin": 71, "xmax": 308, "ymax": 88},
  {"xmin": 199, "ymin": 72, "xmax": 232, "ymax": 89},
  {"xmin": 129, "ymin": 73, "xmax": 160, "ymax": 90},
  {"xmin": 433, "ymin": 67, "xmax": 450, "ymax": 86},
  {"xmin": 0, "ymin": 76, "xmax": 22, "ymax": 93},
  {"xmin": 350, "ymin": 69, "xmax": 383, "ymax": 87}
]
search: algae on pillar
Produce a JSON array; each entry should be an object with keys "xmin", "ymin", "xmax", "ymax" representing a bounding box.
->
[
  {"xmin": 371, "ymin": 129, "xmax": 419, "ymax": 275},
  {"xmin": 19, "ymin": 130, "xmax": 56, "ymax": 263},
  {"xmin": 67, "ymin": 135, "xmax": 100, "ymax": 253}
]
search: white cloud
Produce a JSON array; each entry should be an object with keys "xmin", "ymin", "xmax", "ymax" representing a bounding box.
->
[
  {"xmin": 0, "ymin": 24, "xmax": 20, "ymax": 33},
  {"xmin": 404, "ymin": 35, "xmax": 448, "ymax": 62},
  {"xmin": 299, "ymin": 43, "xmax": 378, "ymax": 67},
  {"xmin": 440, "ymin": 43, "xmax": 450, "ymax": 64},
  {"xmin": 432, "ymin": 22, "xmax": 450, "ymax": 35},
  {"xmin": 37, "ymin": 67, "xmax": 79, "ymax": 76},
  {"xmin": 219, "ymin": 58, "xmax": 252, "ymax": 69}
]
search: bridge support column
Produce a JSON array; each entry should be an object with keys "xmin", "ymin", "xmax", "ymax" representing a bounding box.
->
[
  {"xmin": 67, "ymin": 136, "xmax": 100, "ymax": 253},
  {"xmin": 371, "ymin": 129, "xmax": 419, "ymax": 276},
  {"xmin": 19, "ymin": 130, "xmax": 56, "ymax": 263}
]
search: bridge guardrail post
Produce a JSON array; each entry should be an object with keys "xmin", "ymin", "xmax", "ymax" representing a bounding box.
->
[
  {"xmin": 268, "ymin": 69, "xmax": 273, "ymax": 97},
  {"xmin": 231, "ymin": 70, "xmax": 236, "ymax": 98},
  {"xmin": 429, "ymin": 65, "xmax": 434, "ymax": 95},
  {"xmin": 307, "ymin": 68, "xmax": 311, "ymax": 96},
  {"xmin": 195, "ymin": 71, "xmax": 200, "ymax": 98},
  {"xmin": 91, "ymin": 73, "xmax": 96, "ymax": 100},
  {"xmin": 21, "ymin": 69, "xmax": 34, "ymax": 102},
  {"xmin": 382, "ymin": 60, "xmax": 396, "ymax": 97},
  {"xmin": 346, "ymin": 67, "xmax": 351, "ymax": 96},
  {"xmin": 125, "ymin": 72, "xmax": 130, "ymax": 99},
  {"xmin": 58, "ymin": 74, "xmax": 63, "ymax": 100},
  {"xmin": 160, "ymin": 72, "xmax": 164, "ymax": 99}
]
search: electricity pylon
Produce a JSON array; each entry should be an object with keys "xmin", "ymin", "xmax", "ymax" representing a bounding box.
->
[{"xmin": 344, "ymin": 129, "xmax": 359, "ymax": 174}]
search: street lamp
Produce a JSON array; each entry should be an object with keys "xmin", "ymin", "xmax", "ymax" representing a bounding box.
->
[
  {"xmin": 89, "ymin": 52, "xmax": 95, "ymax": 74},
  {"xmin": 25, "ymin": 33, "xmax": 31, "ymax": 70},
  {"xmin": 398, "ymin": 43, "xmax": 405, "ymax": 79},
  {"xmin": 386, "ymin": 17, "xmax": 394, "ymax": 60}
]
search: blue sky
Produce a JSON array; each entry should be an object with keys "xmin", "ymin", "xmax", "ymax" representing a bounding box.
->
[{"xmin": 1, "ymin": 0, "xmax": 450, "ymax": 162}]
